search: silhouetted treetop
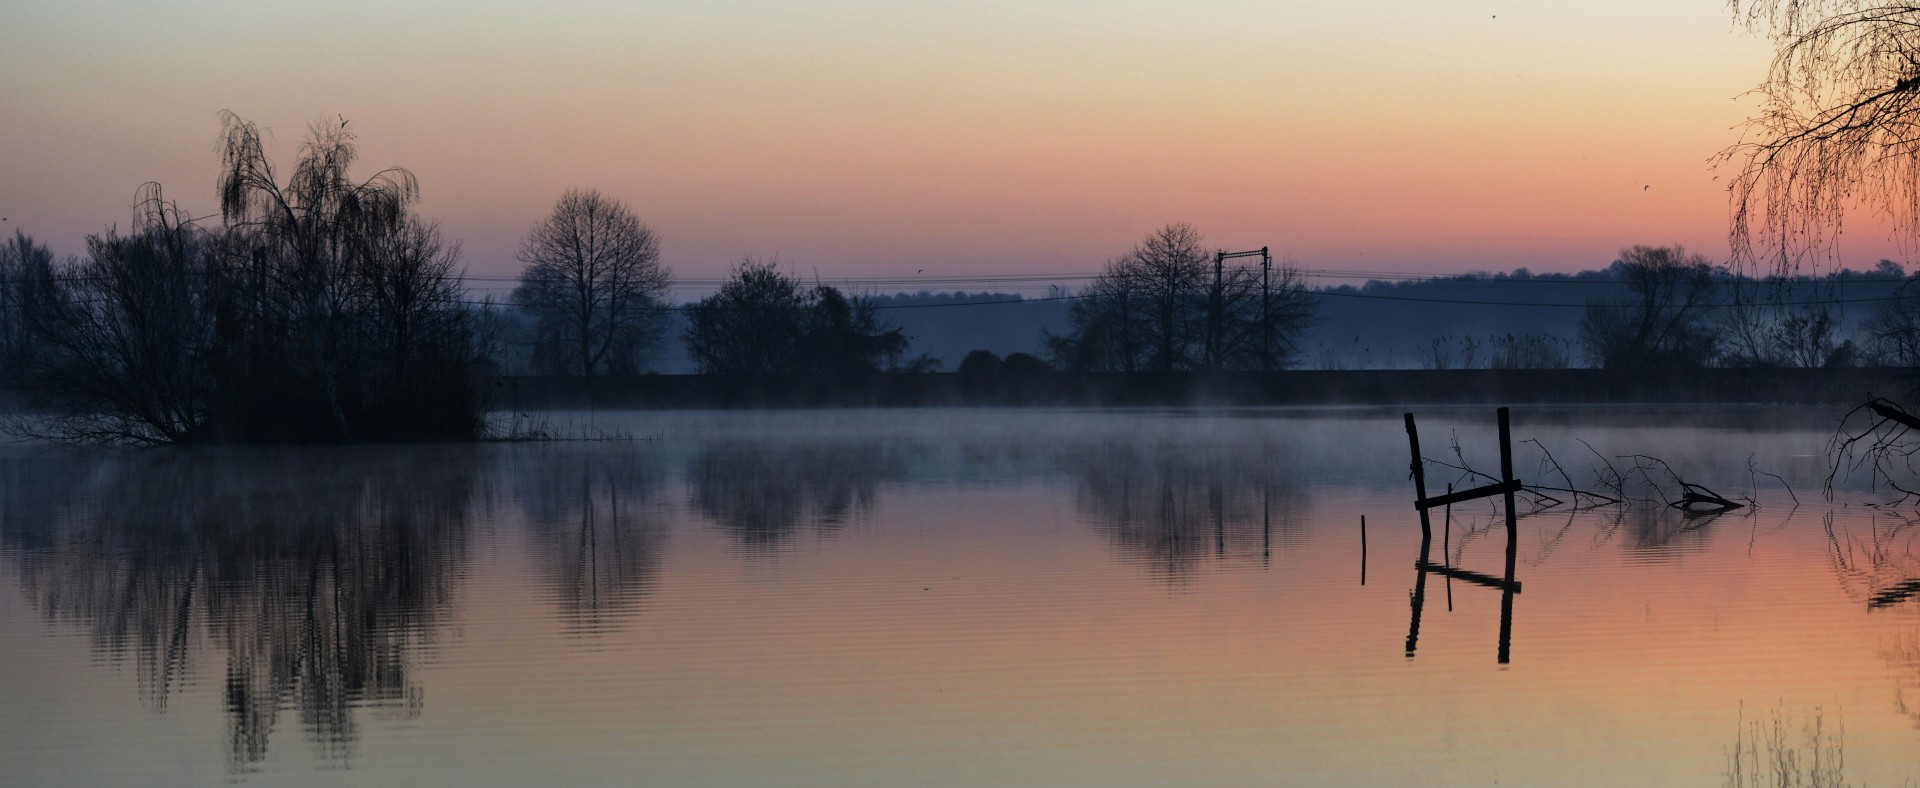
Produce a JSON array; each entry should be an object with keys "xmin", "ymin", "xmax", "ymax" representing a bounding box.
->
[
  {"xmin": 684, "ymin": 259, "xmax": 910, "ymax": 375},
  {"xmin": 514, "ymin": 190, "xmax": 672, "ymax": 376}
]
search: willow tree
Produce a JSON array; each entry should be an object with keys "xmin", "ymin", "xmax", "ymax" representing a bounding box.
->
[
  {"xmin": 214, "ymin": 112, "xmax": 485, "ymax": 441},
  {"xmin": 1726, "ymin": 1, "xmax": 1920, "ymax": 273}
]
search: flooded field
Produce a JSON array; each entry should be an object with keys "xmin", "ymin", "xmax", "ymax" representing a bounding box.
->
[{"xmin": 1, "ymin": 406, "xmax": 1916, "ymax": 785}]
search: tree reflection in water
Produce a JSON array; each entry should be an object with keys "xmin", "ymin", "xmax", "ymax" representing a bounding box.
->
[
  {"xmin": 1054, "ymin": 435, "xmax": 1304, "ymax": 580},
  {"xmin": 687, "ymin": 441, "xmax": 905, "ymax": 552},
  {"xmin": 513, "ymin": 446, "xmax": 668, "ymax": 634},
  {"xmin": 0, "ymin": 448, "xmax": 478, "ymax": 772},
  {"xmin": 1824, "ymin": 511, "xmax": 1920, "ymax": 730}
]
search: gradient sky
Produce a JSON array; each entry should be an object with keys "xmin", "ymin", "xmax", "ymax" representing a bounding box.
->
[{"xmin": 0, "ymin": 1, "xmax": 1834, "ymax": 284}]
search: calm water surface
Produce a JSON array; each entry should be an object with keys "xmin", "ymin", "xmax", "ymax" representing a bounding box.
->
[{"xmin": 1, "ymin": 407, "xmax": 1916, "ymax": 785}]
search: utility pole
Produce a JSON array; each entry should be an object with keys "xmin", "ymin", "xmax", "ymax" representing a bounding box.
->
[
  {"xmin": 1210, "ymin": 251, "xmax": 1224, "ymax": 372},
  {"xmin": 1260, "ymin": 247, "xmax": 1271, "ymax": 372},
  {"xmin": 1214, "ymin": 247, "xmax": 1271, "ymax": 372}
]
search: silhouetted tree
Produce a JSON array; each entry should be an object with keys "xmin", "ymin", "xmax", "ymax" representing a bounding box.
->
[
  {"xmin": 1864, "ymin": 273, "xmax": 1920, "ymax": 364},
  {"xmin": 28, "ymin": 187, "xmax": 230, "ymax": 443},
  {"xmin": 215, "ymin": 112, "xmax": 489, "ymax": 441},
  {"xmin": 1727, "ymin": 1, "xmax": 1920, "ymax": 272},
  {"xmin": 957, "ymin": 349, "xmax": 1002, "ymax": 376},
  {"xmin": 684, "ymin": 259, "xmax": 908, "ymax": 375},
  {"xmin": 1578, "ymin": 246, "xmax": 1721, "ymax": 370},
  {"xmin": 513, "ymin": 190, "xmax": 672, "ymax": 375},
  {"xmin": 20, "ymin": 113, "xmax": 490, "ymax": 443},
  {"xmin": 1000, "ymin": 351, "xmax": 1052, "ymax": 376},
  {"xmin": 684, "ymin": 259, "xmax": 805, "ymax": 374},
  {"xmin": 797, "ymin": 286, "xmax": 910, "ymax": 375},
  {"xmin": 1045, "ymin": 255, "xmax": 1149, "ymax": 372},
  {"xmin": 1045, "ymin": 224, "xmax": 1316, "ymax": 372},
  {"xmin": 1209, "ymin": 258, "xmax": 1317, "ymax": 372},
  {"xmin": 0, "ymin": 231, "xmax": 63, "ymax": 380},
  {"xmin": 1134, "ymin": 223, "xmax": 1211, "ymax": 371}
]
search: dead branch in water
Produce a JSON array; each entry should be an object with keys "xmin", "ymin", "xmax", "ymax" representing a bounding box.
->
[
  {"xmin": 1421, "ymin": 433, "xmax": 1621, "ymax": 512},
  {"xmin": 1828, "ymin": 398, "xmax": 1920, "ymax": 505},
  {"xmin": 1747, "ymin": 454, "xmax": 1798, "ymax": 507},
  {"xmin": 1623, "ymin": 454, "xmax": 1744, "ymax": 515},
  {"xmin": 1522, "ymin": 438, "xmax": 1623, "ymax": 507},
  {"xmin": 1577, "ymin": 438, "xmax": 1629, "ymax": 500}
]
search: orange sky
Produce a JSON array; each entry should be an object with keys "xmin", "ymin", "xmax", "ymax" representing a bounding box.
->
[{"xmin": 0, "ymin": 1, "xmax": 1870, "ymax": 283}]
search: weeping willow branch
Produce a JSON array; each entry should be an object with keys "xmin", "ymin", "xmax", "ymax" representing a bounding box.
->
[{"xmin": 1724, "ymin": 1, "xmax": 1920, "ymax": 275}]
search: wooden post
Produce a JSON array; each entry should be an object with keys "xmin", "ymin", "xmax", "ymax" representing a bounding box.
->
[
  {"xmin": 1403, "ymin": 407, "xmax": 1523, "ymax": 664},
  {"xmin": 1444, "ymin": 483, "xmax": 1453, "ymax": 612},
  {"xmin": 1405, "ymin": 527, "xmax": 1428, "ymax": 658},
  {"xmin": 1497, "ymin": 406, "xmax": 1518, "ymax": 665},
  {"xmin": 1404, "ymin": 413, "xmax": 1432, "ymax": 542}
]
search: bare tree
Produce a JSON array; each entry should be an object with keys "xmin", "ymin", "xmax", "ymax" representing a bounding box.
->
[
  {"xmin": 1044, "ymin": 255, "xmax": 1147, "ymax": 372},
  {"xmin": 1578, "ymin": 245, "xmax": 1722, "ymax": 369},
  {"xmin": 1134, "ymin": 223, "xmax": 1212, "ymax": 372},
  {"xmin": 514, "ymin": 190, "xmax": 671, "ymax": 376},
  {"xmin": 1863, "ymin": 271, "xmax": 1920, "ymax": 364},
  {"xmin": 0, "ymin": 231, "xmax": 64, "ymax": 381},
  {"xmin": 1205, "ymin": 258, "xmax": 1318, "ymax": 372},
  {"xmin": 1046, "ymin": 225, "xmax": 1316, "ymax": 372},
  {"xmin": 27, "ymin": 186, "xmax": 231, "ymax": 443},
  {"xmin": 1726, "ymin": 1, "xmax": 1920, "ymax": 273}
]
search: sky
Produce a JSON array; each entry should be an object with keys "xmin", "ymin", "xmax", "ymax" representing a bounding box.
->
[{"xmin": 0, "ymin": 1, "xmax": 1844, "ymax": 286}]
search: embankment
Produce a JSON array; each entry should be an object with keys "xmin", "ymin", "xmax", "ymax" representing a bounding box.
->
[{"xmin": 492, "ymin": 368, "xmax": 1919, "ymax": 410}]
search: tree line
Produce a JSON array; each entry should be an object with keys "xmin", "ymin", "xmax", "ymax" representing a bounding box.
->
[{"xmin": 7, "ymin": 111, "xmax": 1920, "ymax": 444}]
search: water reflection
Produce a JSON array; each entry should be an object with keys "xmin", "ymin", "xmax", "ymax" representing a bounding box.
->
[
  {"xmin": 686, "ymin": 441, "xmax": 905, "ymax": 551},
  {"xmin": 1054, "ymin": 437, "xmax": 1301, "ymax": 578},
  {"xmin": 1616, "ymin": 502, "xmax": 1720, "ymax": 553},
  {"xmin": 1404, "ymin": 523, "xmax": 1521, "ymax": 665},
  {"xmin": 1825, "ymin": 512, "xmax": 1920, "ymax": 609},
  {"xmin": 515, "ymin": 448, "xmax": 668, "ymax": 633},
  {"xmin": 1400, "ymin": 410, "xmax": 1521, "ymax": 664},
  {"xmin": 6, "ymin": 409, "xmax": 1911, "ymax": 784},
  {"xmin": 0, "ymin": 449, "xmax": 477, "ymax": 771}
]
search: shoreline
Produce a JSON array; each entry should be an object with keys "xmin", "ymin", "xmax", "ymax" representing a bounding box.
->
[{"xmin": 491, "ymin": 368, "xmax": 1920, "ymax": 410}]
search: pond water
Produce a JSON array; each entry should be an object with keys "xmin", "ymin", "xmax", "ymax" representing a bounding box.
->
[{"xmin": 1, "ymin": 406, "xmax": 1916, "ymax": 785}]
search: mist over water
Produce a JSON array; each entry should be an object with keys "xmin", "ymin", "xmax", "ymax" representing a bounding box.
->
[{"xmin": 1, "ymin": 407, "xmax": 1916, "ymax": 784}]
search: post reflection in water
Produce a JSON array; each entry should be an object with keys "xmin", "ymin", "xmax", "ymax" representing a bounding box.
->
[
  {"xmin": 1401, "ymin": 409, "xmax": 1522, "ymax": 665},
  {"xmin": 0, "ymin": 448, "xmax": 478, "ymax": 771}
]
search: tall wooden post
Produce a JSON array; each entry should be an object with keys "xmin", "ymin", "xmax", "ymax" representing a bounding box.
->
[
  {"xmin": 1497, "ymin": 406, "xmax": 1518, "ymax": 664},
  {"xmin": 1404, "ymin": 413, "xmax": 1432, "ymax": 542},
  {"xmin": 1404, "ymin": 413, "xmax": 1433, "ymax": 658}
]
